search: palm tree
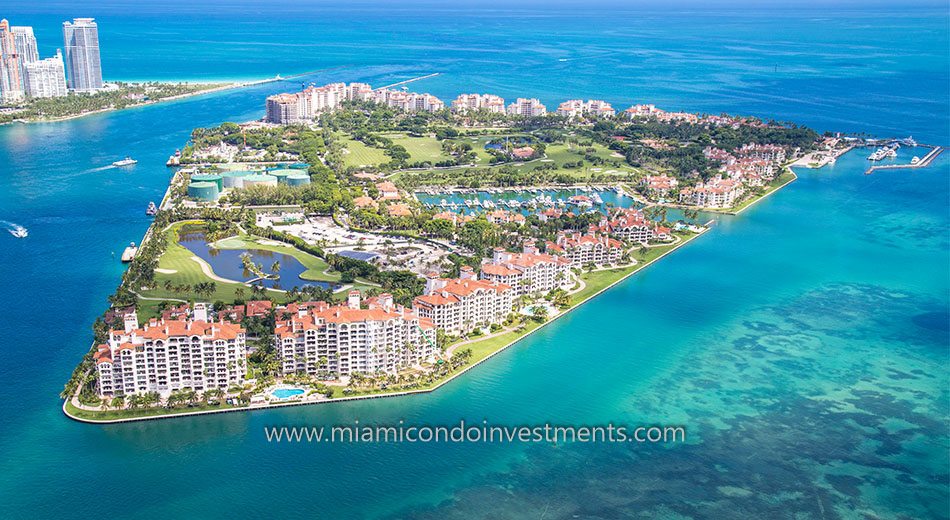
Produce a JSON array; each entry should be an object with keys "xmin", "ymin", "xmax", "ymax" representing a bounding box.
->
[{"xmin": 271, "ymin": 261, "xmax": 281, "ymax": 275}]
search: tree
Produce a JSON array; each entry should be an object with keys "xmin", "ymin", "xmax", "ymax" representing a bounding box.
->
[{"xmin": 531, "ymin": 305, "xmax": 549, "ymax": 323}]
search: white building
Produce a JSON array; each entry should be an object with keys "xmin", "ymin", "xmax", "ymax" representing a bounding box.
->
[
  {"xmin": 506, "ymin": 98, "xmax": 547, "ymax": 117},
  {"xmin": 23, "ymin": 50, "xmax": 67, "ymax": 98},
  {"xmin": 62, "ymin": 18, "xmax": 103, "ymax": 93},
  {"xmin": 265, "ymin": 82, "xmax": 444, "ymax": 124},
  {"xmin": 11, "ymin": 25, "xmax": 37, "ymax": 83},
  {"xmin": 274, "ymin": 291, "xmax": 438, "ymax": 378},
  {"xmin": 556, "ymin": 99, "xmax": 615, "ymax": 119},
  {"xmin": 545, "ymin": 231, "xmax": 623, "ymax": 267},
  {"xmin": 413, "ymin": 267, "xmax": 514, "ymax": 336},
  {"xmin": 451, "ymin": 93, "xmax": 506, "ymax": 114},
  {"xmin": 94, "ymin": 308, "xmax": 248, "ymax": 397},
  {"xmin": 596, "ymin": 208, "xmax": 660, "ymax": 244},
  {"xmin": 678, "ymin": 177, "xmax": 745, "ymax": 209},
  {"xmin": 480, "ymin": 241, "xmax": 572, "ymax": 297}
]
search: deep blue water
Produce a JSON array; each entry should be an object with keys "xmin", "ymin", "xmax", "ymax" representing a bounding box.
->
[{"xmin": 0, "ymin": 2, "xmax": 947, "ymax": 519}]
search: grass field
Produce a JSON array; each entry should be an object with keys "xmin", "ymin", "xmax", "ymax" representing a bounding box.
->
[
  {"xmin": 380, "ymin": 133, "xmax": 456, "ymax": 163},
  {"xmin": 340, "ymin": 137, "xmax": 390, "ymax": 168}
]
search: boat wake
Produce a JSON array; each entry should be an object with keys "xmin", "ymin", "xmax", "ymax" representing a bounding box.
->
[{"xmin": 0, "ymin": 220, "xmax": 28, "ymax": 238}]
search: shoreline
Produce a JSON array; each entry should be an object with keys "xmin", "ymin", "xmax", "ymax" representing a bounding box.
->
[
  {"xmin": 0, "ymin": 77, "xmax": 277, "ymax": 126},
  {"xmin": 64, "ymin": 227, "xmax": 712, "ymax": 424}
]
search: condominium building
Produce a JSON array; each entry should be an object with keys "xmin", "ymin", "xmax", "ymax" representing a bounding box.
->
[
  {"xmin": 736, "ymin": 143, "xmax": 787, "ymax": 163},
  {"xmin": 595, "ymin": 207, "xmax": 659, "ymax": 244},
  {"xmin": 640, "ymin": 175, "xmax": 679, "ymax": 199},
  {"xmin": 624, "ymin": 104, "xmax": 662, "ymax": 119},
  {"xmin": 413, "ymin": 267, "xmax": 514, "ymax": 336},
  {"xmin": 62, "ymin": 18, "xmax": 103, "ymax": 92},
  {"xmin": 23, "ymin": 50, "xmax": 67, "ymax": 98},
  {"xmin": 555, "ymin": 99, "xmax": 615, "ymax": 119},
  {"xmin": 480, "ymin": 240, "xmax": 572, "ymax": 297},
  {"xmin": 265, "ymin": 82, "xmax": 444, "ymax": 123},
  {"xmin": 506, "ymin": 98, "xmax": 547, "ymax": 117},
  {"xmin": 678, "ymin": 177, "xmax": 745, "ymax": 208},
  {"xmin": 11, "ymin": 25, "xmax": 37, "ymax": 84},
  {"xmin": 274, "ymin": 291, "xmax": 437, "ymax": 378},
  {"xmin": 451, "ymin": 93, "xmax": 506, "ymax": 113},
  {"xmin": 265, "ymin": 93, "xmax": 304, "ymax": 124},
  {"xmin": 0, "ymin": 20, "xmax": 23, "ymax": 103},
  {"xmin": 545, "ymin": 231, "xmax": 623, "ymax": 267},
  {"xmin": 94, "ymin": 306, "xmax": 248, "ymax": 397}
]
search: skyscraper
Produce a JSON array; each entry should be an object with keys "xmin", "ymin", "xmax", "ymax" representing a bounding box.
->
[
  {"xmin": 0, "ymin": 20, "xmax": 24, "ymax": 104},
  {"xmin": 62, "ymin": 17, "xmax": 103, "ymax": 93},
  {"xmin": 24, "ymin": 50, "xmax": 67, "ymax": 98},
  {"xmin": 11, "ymin": 26, "xmax": 37, "ymax": 93},
  {"xmin": 11, "ymin": 26, "xmax": 38, "ymax": 65}
]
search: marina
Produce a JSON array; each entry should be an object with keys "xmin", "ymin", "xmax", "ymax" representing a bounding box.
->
[
  {"xmin": 415, "ymin": 186, "xmax": 641, "ymax": 215},
  {"xmin": 864, "ymin": 144, "xmax": 944, "ymax": 175}
]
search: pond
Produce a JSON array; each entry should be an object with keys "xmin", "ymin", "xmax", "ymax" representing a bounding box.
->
[{"xmin": 179, "ymin": 231, "xmax": 339, "ymax": 291}]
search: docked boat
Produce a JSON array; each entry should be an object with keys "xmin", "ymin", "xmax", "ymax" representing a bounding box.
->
[
  {"xmin": 911, "ymin": 156, "xmax": 921, "ymax": 165},
  {"xmin": 121, "ymin": 242, "xmax": 138, "ymax": 262},
  {"xmin": 113, "ymin": 156, "xmax": 137, "ymax": 167},
  {"xmin": 146, "ymin": 201, "xmax": 158, "ymax": 216}
]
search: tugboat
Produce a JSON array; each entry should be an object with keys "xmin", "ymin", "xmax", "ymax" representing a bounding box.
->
[
  {"xmin": 146, "ymin": 201, "xmax": 158, "ymax": 216},
  {"xmin": 112, "ymin": 156, "xmax": 137, "ymax": 167}
]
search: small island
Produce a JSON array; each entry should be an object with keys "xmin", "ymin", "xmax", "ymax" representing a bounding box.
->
[{"xmin": 62, "ymin": 80, "xmax": 846, "ymax": 422}]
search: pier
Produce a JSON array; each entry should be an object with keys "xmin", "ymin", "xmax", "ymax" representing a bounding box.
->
[
  {"xmin": 865, "ymin": 145, "xmax": 943, "ymax": 175},
  {"xmin": 377, "ymin": 73, "xmax": 441, "ymax": 91}
]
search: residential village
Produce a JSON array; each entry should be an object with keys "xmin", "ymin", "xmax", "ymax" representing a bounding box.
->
[{"xmin": 64, "ymin": 78, "xmax": 836, "ymax": 419}]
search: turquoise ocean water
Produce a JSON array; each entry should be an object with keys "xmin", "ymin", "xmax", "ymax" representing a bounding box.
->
[{"xmin": 0, "ymin": 2, "xmax": 947, "ymax": 518}]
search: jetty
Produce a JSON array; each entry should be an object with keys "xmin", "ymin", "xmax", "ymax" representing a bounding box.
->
[
  {"xmin": 377, "ymin": 73, "xmax": 441, "ymax": 91},
  {"xmin": 865, "ymin": 145, "xmax": 943, "ymax": 175}
]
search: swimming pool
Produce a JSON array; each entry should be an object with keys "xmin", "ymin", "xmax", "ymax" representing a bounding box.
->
[{"xmin": 270, "ymin": 388, "xmax": 305, "ymax": 400}]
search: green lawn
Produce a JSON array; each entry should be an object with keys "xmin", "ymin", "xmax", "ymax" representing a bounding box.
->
[
  {"xmin": 340, "ymin": 137, "xmax": 390, "ymax": 168},
  {"xmin": 381, "ymin": 133, "xmax": 456, "ymax": 163}
]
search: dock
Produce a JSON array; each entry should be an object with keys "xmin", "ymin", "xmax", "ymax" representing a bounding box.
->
[
  {"xmin": 121, "ymin": 244, "xmax": 138, "ymax": 263},
  {"xmin": 865, "ymin": 145, "xmax": 943, "ymax": 175}
]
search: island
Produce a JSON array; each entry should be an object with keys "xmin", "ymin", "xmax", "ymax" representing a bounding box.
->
[
  {"xmin": 62, "ymin": 80, "xmax": 848, "ymax": 422},
  {"xmin": 0, "ymin": 81, "xmax": 238, "ymax": 124}
]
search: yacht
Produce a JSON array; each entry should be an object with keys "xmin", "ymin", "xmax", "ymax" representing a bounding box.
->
[
  {"xmin": 113, "ymin": 157, "xmax": 137, "ymax": 167},
  {"xmin": 9, "ymin": 226, "xmax": 27, "ymax": 238},
  {"xmin": 146, "ymin": 201, "xmax": 158, "ymax": 216}
]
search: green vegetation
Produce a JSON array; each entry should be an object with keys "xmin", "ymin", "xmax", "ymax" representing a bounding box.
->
[
  {"xmin": 0, "ymin": 82, "xmax": 223, "ymax": 124},
  {"xmin": 339, "ymin": 136, "xmax": 390, "ymax": 167}
]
